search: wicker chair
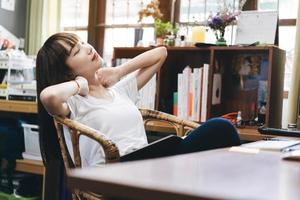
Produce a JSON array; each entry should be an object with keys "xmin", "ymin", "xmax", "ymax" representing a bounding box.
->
[{"xmin": 53, "ymin": 108, "xmax": 199, "ymax": 200}]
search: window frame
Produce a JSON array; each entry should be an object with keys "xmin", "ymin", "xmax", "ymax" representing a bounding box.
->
[{"xmin": 61, "ymin": 0, "xmax": 90, "ymax": 40}]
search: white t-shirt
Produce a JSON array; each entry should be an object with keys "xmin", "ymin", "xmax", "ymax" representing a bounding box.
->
[{"xmin": 63, "ymin": 75, "xmax": 148, "ymax": 167}]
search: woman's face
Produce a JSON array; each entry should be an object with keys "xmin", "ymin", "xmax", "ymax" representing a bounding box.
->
[{"xmin": 61, "ymin": 40, "xmax": 103, "ymax": 78}]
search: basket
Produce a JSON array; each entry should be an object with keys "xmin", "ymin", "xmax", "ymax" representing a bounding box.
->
[{"xmin": 21, "ymin": 124, "xmax": 41, "ymax": 158}]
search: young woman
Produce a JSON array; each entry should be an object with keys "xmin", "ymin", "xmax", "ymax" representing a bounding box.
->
[{"xmin": 36, "ymin": 32, "xmax": 240, "ymax": 167}]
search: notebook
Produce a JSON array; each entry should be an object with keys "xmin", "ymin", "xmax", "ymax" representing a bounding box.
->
[
  {"xmin": 242, "ymin": 139, "xmax": 300, "ymax": 152},
  {"xmin": 120, "ymin": 135, "xmax": 183, "ymax": 162}
]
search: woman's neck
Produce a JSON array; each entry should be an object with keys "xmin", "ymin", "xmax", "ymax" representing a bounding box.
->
[{"xmin": 88, "ymin": 84, "xmax": 113, "ymax": 100}]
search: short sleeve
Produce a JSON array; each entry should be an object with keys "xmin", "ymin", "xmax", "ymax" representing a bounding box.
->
[
  {"xmin": 112, "ymin": 74, "xmax": 140, "ymax": 104},
  {"xmin": 66, "ymin": 95, "xmax": 78, "ymax": 118}
]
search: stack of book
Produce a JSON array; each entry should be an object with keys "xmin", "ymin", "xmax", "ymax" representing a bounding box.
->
[{"xmin": 174, "ymin": 64, "xmax": 220, "ymax": 122}]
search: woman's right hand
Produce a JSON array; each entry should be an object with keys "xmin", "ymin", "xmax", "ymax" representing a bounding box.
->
[
  {"xmin": 95, "ymin": 67, "xmax": 121, "ymax": 88},
  {"xmin": 75, "ymin": 76, "xmax": 89, "ymax": 96}
]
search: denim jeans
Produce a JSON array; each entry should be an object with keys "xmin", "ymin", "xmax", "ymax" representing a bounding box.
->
[{"xmin": 179, "ymin": 118, "xmax": 241, "ymax": 154}]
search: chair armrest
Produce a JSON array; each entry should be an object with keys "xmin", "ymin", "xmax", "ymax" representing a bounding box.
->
[
  {"xmin": 54, "ymin": 116, "xmax": 120, "ymax": 164},
  {"xmin": 139, "ymin": 108, "xmax": 200, "ymax": 136}
]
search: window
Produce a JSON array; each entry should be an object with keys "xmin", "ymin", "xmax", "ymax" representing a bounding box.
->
[
  {"xmin": 103, "ymin": 0, "xmax": 155, "ymax": 67},
  {"xmin": 178, "ymin": 0, "xmax": 240, "ymax": 44},
  {"xmin": 258, "ymin": 0, "xmax": 298, "ymax": 91},
  {"xmin": 60, "ymin": 0, "xmax": 90, "ymax": 42}
]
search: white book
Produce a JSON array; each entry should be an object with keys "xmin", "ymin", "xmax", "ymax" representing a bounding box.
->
[
  {"xmin": 201, "ymin": 64, "xmax": 209, "ymax": 122},
  {"xmin": 192, "ymin": 68, "xmax": 201, "ymax": 121},
  {"xmin": 188, "ymin": 70, "xmax": 193, "ymax": 120},
  {"xmin": 190, "ymin": 70, "xmax": 195, "ymax": 121},
  {"xmin": 137, "ymin": 74, "xmax": 156, "ymax": 109},
  {"xmin": 182, "ymin": 66, "xmax": 192, "ymax": 120},
  {"xmin": 177, "ymin": 73, "xmax": 183, "ymax": 118}
]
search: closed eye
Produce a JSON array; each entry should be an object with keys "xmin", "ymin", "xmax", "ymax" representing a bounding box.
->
[
  {"xmin": 73, "ymin": 41, "xmax": 85, "ymax": 56},
  {"xmin": 74, "ymin": 48, "xmax": 80, "ymax": 56},
  {"xmin": 73, "ymin": 44, "xmax": 81, "ymax": 56}
]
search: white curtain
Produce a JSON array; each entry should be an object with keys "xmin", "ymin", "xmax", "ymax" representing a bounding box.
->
[
  {"xmin": 26, "ymin": 0, "xmax": 61, "ymax": 55},
  {"xmin": 287, "ymin": 2, "xmax": 300, "ymax": 126},
  {"xmin": 26, "ymin": 0, "xmax": 44, "ymax": 55},
  {"xmin": 44, "ymin": 0, "xmax": 62, "ymax": 38}
]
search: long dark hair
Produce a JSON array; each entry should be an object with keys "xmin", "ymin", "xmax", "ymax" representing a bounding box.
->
[{"xmin": 36, "ymin": 32, "xmax": 79, "ymax": 166}]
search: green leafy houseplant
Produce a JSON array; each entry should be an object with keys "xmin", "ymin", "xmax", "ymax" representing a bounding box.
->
[{"xmin": 154, "ymin": 19, "xmax": 173, "ymax": 38}]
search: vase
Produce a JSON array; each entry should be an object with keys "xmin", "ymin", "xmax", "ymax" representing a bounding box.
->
[
  {"xmin": 214, "ymin": 28, "xmax": 227, "ymax": 46},
  {"xmin": 216, "ymin": 37, "xmax": 227, "ymax": 46}
]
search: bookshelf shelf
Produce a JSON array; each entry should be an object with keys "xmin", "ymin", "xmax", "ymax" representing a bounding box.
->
[
  {"xmin": 0, "ymin": 100, "xmax": 37, "ymax": 113},
  {"xmin": 15, "ymin": 159, "xmax": 44, "ymax": 175}
]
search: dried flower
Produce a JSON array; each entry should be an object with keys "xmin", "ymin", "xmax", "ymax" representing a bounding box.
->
[{"xmin": 138, "ymin": 0, "xmax": 163, "ymax": 22}]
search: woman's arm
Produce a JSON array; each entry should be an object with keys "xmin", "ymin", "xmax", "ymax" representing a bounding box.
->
[
  {"xmin": 97, "ymin": 47, "xmax": 167, "ymax": 90},
  {"xmin": 39, "ymin": 76, "xmax": 88, "ymax": 116}
]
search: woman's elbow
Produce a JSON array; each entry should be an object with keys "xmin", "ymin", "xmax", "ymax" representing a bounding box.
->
[{"xmin": 40, "ymin": 89, "xmax": 60, "ymax": 114}]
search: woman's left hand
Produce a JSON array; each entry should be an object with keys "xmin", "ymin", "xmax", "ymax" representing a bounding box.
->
[{"xmin": 95, "ymin": 67, "xmax": 121, "ymax": 87}]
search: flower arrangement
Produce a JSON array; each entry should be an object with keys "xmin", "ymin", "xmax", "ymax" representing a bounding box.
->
[
  {"xmin": 207, "ymin": 0, "xmax": 247, "ymax": 45},
  {"xmin": 138, "ymin": 0, "xmax": 163, "ymax": 22}
]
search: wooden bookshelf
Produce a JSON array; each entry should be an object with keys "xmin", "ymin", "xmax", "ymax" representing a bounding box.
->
[{"xmin": 113, "ymin": 46, "xmax": 286, "ymax": 128}]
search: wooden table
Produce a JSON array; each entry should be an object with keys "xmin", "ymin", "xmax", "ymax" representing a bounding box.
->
[{"xmin": 67, "ymin": 149, "xmax": 300, "ymax": 200}]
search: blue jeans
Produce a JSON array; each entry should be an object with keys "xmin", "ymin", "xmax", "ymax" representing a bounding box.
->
[
  {"xmin": 179, "ymin": 118, "xmax": 241, "ymax": 154},
  {"xmin": 121, "ymin": 118, "xmax": 241, "ymax": 162}
]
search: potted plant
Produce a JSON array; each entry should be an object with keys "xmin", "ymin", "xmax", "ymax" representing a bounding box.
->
[
  {"xmin": 154, "ymin": 19, "xmax": 173, "ymax": 45},
  {"xmin": 138, "ymin": 0, "xmax": 174, "ymax": 46}
]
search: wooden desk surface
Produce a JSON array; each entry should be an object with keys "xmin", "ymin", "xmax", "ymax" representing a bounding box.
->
[{"xmin": 67, "ymin": 149, "xmax": 300, "ymax": 200}]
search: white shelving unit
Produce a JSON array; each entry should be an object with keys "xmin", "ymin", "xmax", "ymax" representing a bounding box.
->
[{"xmin": 0, "ymin": 51, "xmax": 36, "ymax": 101}]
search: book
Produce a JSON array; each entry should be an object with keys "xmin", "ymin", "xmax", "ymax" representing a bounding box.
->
[
  {"xmin": 182, "ymin": 66, "xmax": 192, "ymax": 120},
  {"xmin": 120, "ymin": 135, "xmax": 183, "ymax": 162},
  {"xmin": 177, "ymin": 73, "xmax": 183, "ymax": 118},
  {"xmin": 192, "ymin": 68, "xmax": 201, "ymax": 121},
  {"xmin": 242, "ymin": 140, "xmax": 300, "ymax": 151},
  {"xmin": 137, "ymin": 74, "xmax": 156, "ymax": 109},
  {"xmin": 173, "ymin": 92, "xmax": 178, "ymax": 116},
  {"xmin": 201, "ymin": 64, "xmax": 209, "ymax": 122}
]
